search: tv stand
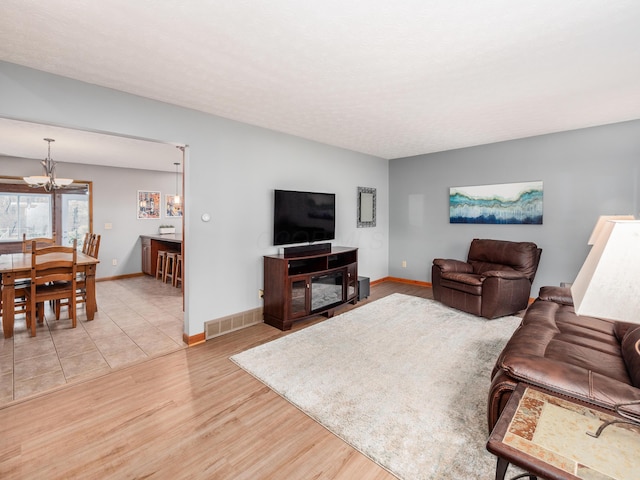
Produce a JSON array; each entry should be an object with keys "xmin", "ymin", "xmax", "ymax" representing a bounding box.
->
[{"xmin": 263, "ymin": 246, "xmax": 358, "ymax": 330}]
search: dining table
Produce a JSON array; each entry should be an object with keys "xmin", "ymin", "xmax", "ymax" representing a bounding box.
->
[{"xmin": 0, "ymin": 251, "xmax": 100, "ymax": 338}]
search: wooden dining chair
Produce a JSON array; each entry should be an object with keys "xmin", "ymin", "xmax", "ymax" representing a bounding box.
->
[
  {"xmin": 88, "ymin": 233, "xmax": 101, "ymax": 258},
  {"xmin": 0, "ymin": 278, "xmax": 28, "ymax": 318},
  {"xmin": 56, "ymin": 233, "xmax": 101, "ymax": 319},
  {"xmin": 25, "ymin": 240, "xmax": 77, "ymax": 337},
  {"xmin": 82, "ymin": 233, "xmax": 101, "ymax": 258},
  {"xmin": 81, "ymin": 232, "xmax": 91, "ymax": 255},
  {"xmin": 4, "ymin": 234, "xmax": 56, "ymax": 319},
  {"xmin": 22, "ymin": 233, "xmax": 56, "ymax": 253}
]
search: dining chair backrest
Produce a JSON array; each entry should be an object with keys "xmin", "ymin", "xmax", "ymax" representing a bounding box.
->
[
  {"xmin": 88, "ymin": 234, "xmax": 101, "ymax": 258},
  {"xmin": 30, "ymin": 240, "xmax": 78, "ymax": 288},
  {"xmin": 82, "ymin": 233, "xmax": 91, "ymax": 255},
  {"xmin": 82, "ymin": 233, "xmax": 101, "ymax": 258},
  {"xmin": 27, "ymin": 239, "xmax": 78, "ymax": 336},
  {"xmin": 22, "ymin": 233, "xmax": 56, "ymax": 253}
]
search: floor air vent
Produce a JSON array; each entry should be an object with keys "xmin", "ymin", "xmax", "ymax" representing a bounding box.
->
[{"xmin": 205, "ymin": 307, "xmax": 263, "ymax": 340}]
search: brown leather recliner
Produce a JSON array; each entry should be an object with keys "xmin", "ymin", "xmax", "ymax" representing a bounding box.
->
[{"xmin": 432, "ymin": 239, "xmax": 542, "ymax": 319}]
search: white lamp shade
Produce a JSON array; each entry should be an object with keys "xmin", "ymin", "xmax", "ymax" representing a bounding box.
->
[
  {"xmin": 55, "ymin": 178, "xmax": 74, "ymax": 186},
  {"xmin": 23, "ymin": 175, "xmax": 50, "ymax": 185},
  {"xmin": 587, "ymin": 215, "xmax": 635, "ymax": 245},
  {"xmin": 572, "ymin": 220, "xmax": 640, "ymax": 322}
]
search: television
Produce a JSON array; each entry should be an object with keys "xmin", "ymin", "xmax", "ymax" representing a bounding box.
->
[{"xmin": 273, "ymin": 189, "xmax": 336, "ymax": 246}]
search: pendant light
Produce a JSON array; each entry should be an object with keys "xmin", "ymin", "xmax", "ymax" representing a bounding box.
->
[
  {"xmin": 23, "ymin": 138, "xmax": 74, "ymax": 192},
  {"xmin": 173, "ymin": 161, "xmax": 181, "ymax": 204}
]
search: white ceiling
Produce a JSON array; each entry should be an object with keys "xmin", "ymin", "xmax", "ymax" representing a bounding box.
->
[
  {"xmin": 1, "ymin": 0, "xmax": 640, "ymax": 161},
  {"xmin": 0, "ymin": 117, "xmax": 183, "ymax": 172}
]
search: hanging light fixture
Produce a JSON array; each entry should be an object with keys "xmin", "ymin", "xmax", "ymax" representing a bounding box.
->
[
  {"xmin": 24, "ymin": 138, "xmax": 74, "ymax": 192},
  {"xmin": 173, "ymin": 161, "xmax": 181, "ymax": 204}
]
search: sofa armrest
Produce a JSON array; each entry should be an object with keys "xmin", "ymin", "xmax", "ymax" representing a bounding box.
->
[
  {"xmin": 538, "ymin": 286, "xmax": 574, "ymax": 306},
  {"xmin": 433, "ymin": 258, "xmax": 473, "ymax": 273}
]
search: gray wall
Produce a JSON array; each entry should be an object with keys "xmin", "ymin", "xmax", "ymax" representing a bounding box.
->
[
  {"xmin": 2, "ymin": 157, "xmax": 181, "ymax": 279},
  {"xmin": 0, "ymin": 61, "xmax": 390, "ymax": 337},
  {"xmin": 389, "ymin": 120, "xmax": 640, "ymax": 296}
]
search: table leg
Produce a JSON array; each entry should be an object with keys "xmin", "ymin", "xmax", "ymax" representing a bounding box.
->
[
  {"xmin": 2, "ymin": 272, "xmax": 15, "ymax": 338},
  {"xmin": 85, "ymin": 264, "xmax": 97, "ymax": 321},
  {"xmin": 496, "ymin": 457, "xmax": 509, "ymax": 480},
  {"xmin": 496, "ymin": 458, "xmax": 538, "ymax": 480}
]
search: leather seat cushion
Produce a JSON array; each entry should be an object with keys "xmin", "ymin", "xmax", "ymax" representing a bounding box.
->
[
  {"xmin": 440, "ymin": 272, "xmax": 483, "ymax": 295},
  {"xmin": 469, "ymin": 261, "xmax": 514, "ymax": 276},
  {"xmin": 496, "ymin": 299, "xmax": 631, "ymax": 384}
]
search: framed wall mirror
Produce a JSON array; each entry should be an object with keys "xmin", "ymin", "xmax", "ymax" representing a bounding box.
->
[{"xmin": 357, "ymin": 186, "xmax": 376, "ymax": 228}]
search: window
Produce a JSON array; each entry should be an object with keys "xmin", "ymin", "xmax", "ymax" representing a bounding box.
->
[
  {"xmin": 0, "ymin": 192, "xmax": 52, "ymax": 241},
  {"xmin": 0, "ymin": 177, "xmax": 92, "ymax": 254},
  {"xmin": 61, "ymin": 193, "xmax": 90, "ymax": 247}
]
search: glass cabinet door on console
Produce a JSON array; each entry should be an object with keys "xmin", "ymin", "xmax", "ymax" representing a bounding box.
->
[
  {"xmin": 289, "ymin": 276, "xmax": 309, "ymax": 319},
  {"xmin": 346, "ymin": 263, "xmax": 357, "ymax": 301},
  {"xmin": 311, "ymin": 270, "xmax": 344, "ymax": 312}
]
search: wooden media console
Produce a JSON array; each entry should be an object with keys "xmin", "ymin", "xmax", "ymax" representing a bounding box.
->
[{"xmin": 263, "ymin": 246, "xmax": 358, "ymax": 330}]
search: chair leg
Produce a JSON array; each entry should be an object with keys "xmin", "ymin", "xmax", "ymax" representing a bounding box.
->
[
  {"xmin": 31, "ymin": 302, "xmax": 37, "ymax": 337},
  {"xmin": 26, "ymin": 302, "xmax": 32, "ymax": 331},
  {"xmin": 71, "ymin": 294, "xmax": 76, "ymax": 329}
]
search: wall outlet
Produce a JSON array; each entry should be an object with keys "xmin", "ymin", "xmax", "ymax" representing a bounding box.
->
[
  {"xmin": 112, "ymin": 259, "xmax": 118, "ymax": 266},
  {"xmin": 258, "ymin": 289, "xmax": 264, "ymax": 298},
  {"xmin": 402, "ymin": 260, "xmax": 407, "ymax": 268},
  {"xmin": 104, "ymin": 223, "xmax": 113, "ymax": 230}
]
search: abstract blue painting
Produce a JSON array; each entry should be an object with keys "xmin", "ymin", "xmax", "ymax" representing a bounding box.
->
[{"xmin": 449, "ymin": 181, "xmax": 543, "ymax": 224}]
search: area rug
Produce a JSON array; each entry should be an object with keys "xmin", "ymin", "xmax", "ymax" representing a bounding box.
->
[{"xmin": 231, "ymin": 293, "xmax": 521, "ymax": 479}]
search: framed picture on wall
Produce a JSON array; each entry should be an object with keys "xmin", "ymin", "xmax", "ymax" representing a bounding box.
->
[
  {"xmin": 137, "ymin": 190, "xmax": 161, "ymax": 219},
  {"xmin": 165, "ymin": 194, "xmax": 183, "ymax": 217},
  {"xmin": 449, "ymin": 181, "xmax": 543, "ymax": 224}
]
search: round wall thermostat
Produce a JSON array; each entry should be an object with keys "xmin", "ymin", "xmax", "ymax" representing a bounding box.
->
[{"xmin": 201, "ymin": 213, "xmax": 211, "ymax": 222}]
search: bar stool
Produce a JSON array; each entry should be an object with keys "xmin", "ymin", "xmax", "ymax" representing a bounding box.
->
[
  {"xmin": 164, "ymin": 252, "xmax": 178, "ymax": 285},
  {"xmin": 173, "ymin": 254, "xmax": 183, "ymax": 288},
  {"xmin": 156, "ymin": 250, "xmax": 167, "ymax": 280}
]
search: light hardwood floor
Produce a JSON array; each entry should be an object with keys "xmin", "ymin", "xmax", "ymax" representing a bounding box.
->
[{"xmin": 0, "ymin": 281, "xmax": 432, "ymax": 479}]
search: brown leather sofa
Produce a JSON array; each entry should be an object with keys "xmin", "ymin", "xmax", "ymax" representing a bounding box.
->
[
  {"xmin": 488, "ymin": 286, "xmax": 640, "ymax": 431},
  {"xmin": 432, "ymin": 239, "xmax": 542, "ymax": 319}
]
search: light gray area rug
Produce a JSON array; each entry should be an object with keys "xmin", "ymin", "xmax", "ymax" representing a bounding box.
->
[{"xmin": 231, "ymin": 293, "xmax": 521, "ymax": 479}]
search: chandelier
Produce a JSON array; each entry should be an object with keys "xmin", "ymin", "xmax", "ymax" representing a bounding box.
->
[{"xmin": 23, "ymin": 138, "xmax": 74, "ymax": 192}]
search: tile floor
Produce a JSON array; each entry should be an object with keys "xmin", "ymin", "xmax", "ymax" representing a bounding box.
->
[{"xmin": 0, "ymin": 275, "xmax": 185, "ymax": 406}]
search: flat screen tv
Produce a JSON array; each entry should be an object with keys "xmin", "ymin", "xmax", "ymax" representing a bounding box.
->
[{"xmin": 273, "ymin": 189, "xmax": 336, "ymax": 246}]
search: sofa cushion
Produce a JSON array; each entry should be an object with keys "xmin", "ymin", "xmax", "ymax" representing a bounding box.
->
[
  {"xmin": 489, "ymin": 293, "xmax": 640, "ymax": 430},
  {"xmin": 467, "ymin": 238, "xmax": 540, "ymax": 279},
  {"xmin": 622, "ymin": 327, "xmax": 640, "ymax": 388},
  {"xmin": 494, "ymin": 298, "xmax": 632, "ymax": 386}
]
